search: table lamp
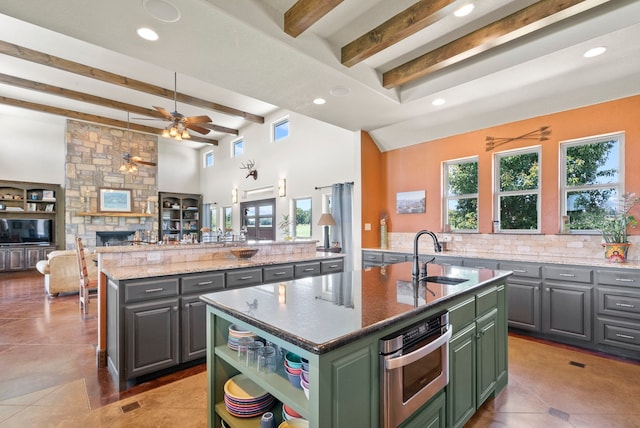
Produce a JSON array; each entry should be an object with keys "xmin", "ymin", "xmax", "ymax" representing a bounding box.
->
[{"xmin": 317, "ymin": 213, "xmax": 336, "ymax": 249}]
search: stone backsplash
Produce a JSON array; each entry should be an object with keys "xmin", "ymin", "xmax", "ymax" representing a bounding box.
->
[{"xmin": 388, "ymin": 232, "xmax": 640, "ymax": 263}]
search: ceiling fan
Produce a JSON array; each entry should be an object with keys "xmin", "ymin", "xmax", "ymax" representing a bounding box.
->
[
  {"xmin": 150, "ymin": 72, "xmax": 213, "ymax": 141},
  {"xmin": 122, "ymin": 153, "xmax": 156, "ymax": 167},
  {"xmin": 119, "ymin": 112, "xmax": 157, "ymax": 173}
]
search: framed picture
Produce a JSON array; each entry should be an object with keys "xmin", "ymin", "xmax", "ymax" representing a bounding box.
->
[
  {"xmin": 396, "ymin": 190, "xmax": 426, "ymax": 214},
  {"xmin": 98, "ymin": 188, "xmax": 132, "ymax": 213}
]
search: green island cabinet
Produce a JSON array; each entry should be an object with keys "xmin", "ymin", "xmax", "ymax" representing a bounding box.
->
[{"xmin": 204, "ymin": 276, "xmax": 508, "ymax": 428}]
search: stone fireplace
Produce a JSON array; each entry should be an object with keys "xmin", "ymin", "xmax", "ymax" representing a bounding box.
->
[{"xmin": 64, "ymin": 120, "xmax": 158, "ymax": 249}]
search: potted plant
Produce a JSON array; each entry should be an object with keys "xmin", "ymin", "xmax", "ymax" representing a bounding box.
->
[
  {"xmin": 599, "ymin": 192, "xmax": 640, "ymax": 262},
  {"xmin": 278, "ymin": 214, "xmax": 294, "ymax": 241}
]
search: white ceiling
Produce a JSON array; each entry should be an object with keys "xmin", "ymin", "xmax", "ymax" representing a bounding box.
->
[{"xmin": 0, "ymin": 0, "xmax": 639, "ymax": 151}]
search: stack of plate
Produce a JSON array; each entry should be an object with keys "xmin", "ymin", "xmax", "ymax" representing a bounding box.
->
[
  {"xmin": 224, "ymin": 374, "xmax": 275, "ymax": 418},
  {"xmin": 227, "ymin": 324, "xmax": 257, "ymax": 351}
]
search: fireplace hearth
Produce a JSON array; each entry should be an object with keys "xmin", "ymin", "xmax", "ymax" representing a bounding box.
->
[{"xmin": 96, "ymin": 231, "xmax": 135, "ymax": 246}]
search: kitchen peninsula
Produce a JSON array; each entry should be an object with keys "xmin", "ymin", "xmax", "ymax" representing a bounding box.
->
[
  {"xmin": 201, "ymin": 262, "xmax": 511, "ymax": 428},
  {"xmin": 94, "ymin": 240, "xmax": 344, "ymax": 390}
]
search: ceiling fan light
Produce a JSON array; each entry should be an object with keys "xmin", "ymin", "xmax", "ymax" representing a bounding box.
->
[
  {"xmin": 169, "ymin": 126, "xmax": 178, "ymax": 137},
  {"xmin": 162, "ymin": 128, "xmax": 170, "ymax": 138},
  {"xmin": 181, "ymin": 129, "xmax": 190, "ymax": 139},
  {"xmin": 175, "ymin": 133, "xmax": 182, "ymax": 141}
]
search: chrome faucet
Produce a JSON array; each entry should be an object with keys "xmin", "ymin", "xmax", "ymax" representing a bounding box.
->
[{"xmin": 412, "ymin": 230, "xmax": 442, "ymax": 279}]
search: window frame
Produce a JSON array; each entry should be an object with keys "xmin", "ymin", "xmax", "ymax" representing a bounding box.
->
[
  {"xmin": 493, "ymin": 146, "xmax": 542, "ymax": 233},
  {"xmin": 203, "ymin": 150, "xmax": 214, "ymax": 168},
  {"xmin": 232, "ymin": 138, "xmax": 244, "ymax": 158},
  {"xmin": 272, "ymin": 116, "xmax": 290, "ymax": 142},
  {"xmin": 559, "ymin": 131, "xmax": 624, "ymax": 234},
  {"xmin": 443, "ymin": 156, "xmax": 479, "ymax": 232}
]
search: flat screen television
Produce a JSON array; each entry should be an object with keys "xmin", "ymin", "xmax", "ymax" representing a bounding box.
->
[{"xmin": 0, "ymin": 219, "xmax": 54, "ymax": 245}]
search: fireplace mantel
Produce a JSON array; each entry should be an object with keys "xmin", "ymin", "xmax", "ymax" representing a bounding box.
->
[{"xmin": 77, "ymin": 212, "xmax": 153, "ymax": 218}]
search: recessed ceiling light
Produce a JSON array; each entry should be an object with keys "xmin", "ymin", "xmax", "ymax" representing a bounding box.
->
[
  {"xmin": 584, "ymin": 46, "xmax": 607, "ymax": 58},
  {"xmin": 137, "ymin": 27, "xmax": 159, "ymax": 41},
  {"xmin": 454, "ymin": 3, "xmax": 475, "ymax": 17},
  {"xmin": 313, "ymin": 98, "xmax": 326, "ymax": 105},
  {"xmin": 330, "ymin": 86, "xmax": 351, "ymax": 97},
  {"xmin": 432, "ymin": 98, "xmax": 446, "ymax": 106},
  {"xmin": 143, "ymin": 0, "xmax": 181, "ymax": 23}
]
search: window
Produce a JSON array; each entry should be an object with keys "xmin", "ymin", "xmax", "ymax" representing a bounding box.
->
[
  {"xmin": 561, "ymin": 132, "xmax": 623, "ymax": 232},
  {"xmin": 203, "ymin": 150, "xmax": 214, "ymax": 168},
  {"xmin": 294, "ymin": 197, "xmax": 312, "ymax": 238},
  {"xmin": 444, "ymin": 158, "xmax": 478, "ymax": 231},
  {"xmin": 232, "ymin": 139, "xmax": 244, "ymax": 157},
  {"xmin": 273, "ymin": 117, "xmax": 289, "ymax": 142},
  {"xmin": 223, "ymin": 206, "xmax": 232, "ymax": 232},
  {"xmin": 495, "ymin": 147, "xmax": 541, "ymax": 232}
]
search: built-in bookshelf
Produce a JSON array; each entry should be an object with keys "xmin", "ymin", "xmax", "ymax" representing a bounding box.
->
[{"xmin": 159, "ymin": 192, "xmax": 201, "ymax": 242}]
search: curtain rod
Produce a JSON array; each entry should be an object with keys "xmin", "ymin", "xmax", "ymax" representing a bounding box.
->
[{"xmin": 314, "ymin": 181, "xmax": 354, "ymax": 190}]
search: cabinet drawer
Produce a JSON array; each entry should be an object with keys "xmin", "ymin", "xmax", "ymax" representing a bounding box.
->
[
  {"xmin": 263, "ymin": 265, "xmax": 294, "ymax": 282},
  {"xmin": 362, "ymin": 252, "xmax": 383, "ymax": 263},
  {"xmin": 499, "ymin": 262, "xmax": 541, "ymax": 279},
  {"xmin": 596, "ymin": 317, "xmax": 640, "ymax": 352},
  {"xmin": 597, "ymin": 288, "xmax": 640, "ymax": 319},
  {"xmin": 449, "ymin": 296, "xmax": 476, "ymax": 334},
  {"xmin": 597, "ymin": 269, "xmax": 640, "ymax": 287},
  {"xmin": 476, "ymin": 286, "xmax": 498, "ymax": 317},
  {"xmin": 544, "ymin": 266, "xmax": 593, "ymax": 284},
  {"xmin": 321, "ymin": 259, "xmax": 344, "ymax": 274},
  {"xmin": 226, "ymin": 268, "xmax": 263, "ymax": 288},
  {"xmin": 382, "ymin": 253, "xmax": 407, "ymax": 264},
  {"xmin": 181, "ymin": 272, "xmax": 225, "ymax": 294},
  {"xmin": 124, "ymin": 278, "xmax": 179, "ymax": 303},
  {"xmin": 295, "ymin": 261, "xmax": 321, "ymax": 278},
  {"xmin": 463, "ymin": 258, "xmax": 500, "ymax": 270},
  {"xmin": 434, "ymin": 256, "xmax": 463, "ymax": 266}
]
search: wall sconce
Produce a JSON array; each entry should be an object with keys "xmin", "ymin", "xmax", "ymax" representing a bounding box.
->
[
  {"xmin": 231, "ymin": 188, "xmax": 238, "ymax": 204},
  {"xmin": 278, "ymin": 178, "xmax": 286, "ymax": 197}
]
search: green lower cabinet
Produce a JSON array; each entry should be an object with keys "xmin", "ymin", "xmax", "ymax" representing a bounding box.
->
[
  {"xmin": 399, "ymin": 390, "xmax": 446, "ymax": 428},
  {"xmin": 476, "ymin": 308, "xmax": 498, "ymax": 406},
  {"xmin": 447, "ymin": 323, "xmax": 477, "ymax": 428}
]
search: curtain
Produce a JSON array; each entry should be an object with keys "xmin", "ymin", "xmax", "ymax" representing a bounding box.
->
[
  {"xmin": 202, "ymin": 203, "xmax": 212, "ymax": 229},
  {"xmin": 330, "ymin": 182, "xmax": 354, "ymax": 271}
]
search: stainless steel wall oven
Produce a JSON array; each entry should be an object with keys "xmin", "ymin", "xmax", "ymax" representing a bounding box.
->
[{"xmin": 379, "ymin": 311, "xmax": 451, "ymax": 428}]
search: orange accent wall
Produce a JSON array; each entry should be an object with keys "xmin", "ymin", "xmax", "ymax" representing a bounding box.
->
[{"xmin": 361, "ymin": 95, "xmax": 640, "ymax": 236}]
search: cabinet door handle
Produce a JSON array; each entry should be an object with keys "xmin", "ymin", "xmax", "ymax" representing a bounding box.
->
[
  {"xmin": 513, "ymin": 269, "xmax": 527, "ymax": 273},
  {"xmin": 274, "ymin": 271, "xmax": 288, "ymax": 276},
  {"xmin": 145, "ymin": 288, "xmax": 164, "ymax": 293},
  {"xmin": 327, "ymin": 264, "xmax": 339, "ymax": 268},
  {"xmin": 615, "ymin": 333, "xmax": 635, "ymax": 340},
  {"xmin": 303, "ymin": 268, "xmax": 315, "ymax": 272},
  {"xmin": 559, "ymin": 273, "xmax": 575, "ymax": 277},
  {"xmin": 615, "ymin": 303, "xmax": 636, "ymax": 308},
  {"xmin": 474, "ymin": 266, "xmax": 487, "ymax": 269},
  {"xmin": 239, "ymin": 276, "xmax": 254, "ymax": 280},
  {"xmin": 545, "ymin": 288, "xmax": 551, "ymax": 292},
  {"xmin": 197, "ymin": 281, "xmax": 213, "ymax": 286},
  {"xmin": 615, "ymin": 278, "xmax": 635, "ymax": 283}
]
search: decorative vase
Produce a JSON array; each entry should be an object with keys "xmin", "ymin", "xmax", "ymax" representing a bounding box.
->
[{"xmin": 602, "ymin": 242, "xmax": 631, "ymax": 263}]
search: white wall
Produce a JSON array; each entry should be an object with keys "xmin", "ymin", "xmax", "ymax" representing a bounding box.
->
[
  {"xmin": 157, "ymin": 139, "xmax": 200, "ymax": 193},
  {"xmin": 0, "ymin": 106, "xmax": 66, "ymax": 184},
  {"xmin": 199, "ymin": 109, "xmax": 361, "ymax": 244}
]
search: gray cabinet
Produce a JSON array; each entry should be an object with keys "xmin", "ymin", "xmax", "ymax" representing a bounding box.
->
[
  {"xmin": 382, "ymin": 252, "xmax": 407, "ymax": 264},
  {"xmin": 295, "ymin": 261, "xmax": 321, "ymax": 278},
  {"xmin": 227, "ymin": 268, "xmax": 263, "ymax": 287},
  {"xmin": 0, "ymin": 248, "xmax": 24, "ymax": 271},
  {"xmin": 321, "ymin": 258, "xmax": 344, "ymax": 274},
  {"xmin": 595, "ymin": 269, "xmax": 640, "ymax": 358},
  {"xmin": 362, "ymin": 251, "xmax": 383, "ymax": 267},
  {"xmin": 500, "ymin": 262, "xmax": 542, "ymax": 332},
  {"xmin": 263, "ymin": 264, "xmax": 294, "ymax": 282},
  {"xmin": 462, "ymin": 258, "xmax": 500, "ymax": 270},
  {"xmin": 542, "ymin": 266, "xmax": 593, "ymax": 342}
]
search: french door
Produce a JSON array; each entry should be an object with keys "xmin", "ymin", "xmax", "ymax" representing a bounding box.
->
[{"xmin": 240, "ymin": 198, "xmax": 275, "ymax": 241}]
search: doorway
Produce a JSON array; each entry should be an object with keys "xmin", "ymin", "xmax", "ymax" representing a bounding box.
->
[{"xmin": 240, "ymin": 198, "xmax": 275, "ymax": 241}]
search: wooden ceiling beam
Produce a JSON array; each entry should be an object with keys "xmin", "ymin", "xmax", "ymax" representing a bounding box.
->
[
  {"xmin": 382, "ymin": 0, "xmax": 611, "ymax": 89},
  {"xmin": 341, "ymin": 0, "xmax": 458, "ymax": 68},
  {"xmin": 0, "ymin": 96, "xmax": 218, "ymax": 145},
  {"xmin": 0, "ymin": 40, "xmax": 264, "ymax": 124},
  {"xmin": 0, "ymin": 73, "xmax": 239, "ymax": 136},
  {"xmin": 284, "ymin": 0, "xmax": 343, "ymax": 37}
]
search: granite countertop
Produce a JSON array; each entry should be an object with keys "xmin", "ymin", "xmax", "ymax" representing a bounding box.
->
[
  {"xmin": 101, "ymin": 252, "xmax": 344, "ymax": 280},
  {"xmin": 364, "ymin": 247, "xmax": 640, "ymax": 270},
  {"xmin": 94, "ymin": 239, "xmax": 316, "ymax": 254},
  {"xmin": 200, "ymin": 262, "xmax": 510, "ymax": 354}
]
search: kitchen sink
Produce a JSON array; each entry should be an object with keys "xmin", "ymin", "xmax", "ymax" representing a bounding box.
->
[{"xmin": 424, "ymin": 276, "xmax": 468, "ymax": 285}]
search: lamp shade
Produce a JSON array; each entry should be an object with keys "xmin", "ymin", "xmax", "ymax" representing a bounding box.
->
[{"xmin": 317, "ymin": 213, "xmax": 336, "ymax": 226}]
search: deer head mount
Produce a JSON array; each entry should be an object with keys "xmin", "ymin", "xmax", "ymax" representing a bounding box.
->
[{"xmin": 240, "ymin": 160, "xmax": 258, "ymax": 180}]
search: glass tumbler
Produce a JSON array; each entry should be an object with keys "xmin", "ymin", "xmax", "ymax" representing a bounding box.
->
[
  {"xmin": 257, "ymin": 346, "xmax": 276, "ymax": 374},
  {"xmin": 237, "ymin": 337, "xmax": 254, "ymax": 363},
  {"xmin": 246, "ymin": 341, "xmax": 264, "ymax": 367}
]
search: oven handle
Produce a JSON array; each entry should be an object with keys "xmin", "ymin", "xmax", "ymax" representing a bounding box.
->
[{"xmin": 385, "ymin": 327, "xmax": 452, "ymax": 370}]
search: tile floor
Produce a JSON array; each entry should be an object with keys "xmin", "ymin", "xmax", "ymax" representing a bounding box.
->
[{"xmin": 1, "ymin": 271, "xmax": 639, "ymax": 427}]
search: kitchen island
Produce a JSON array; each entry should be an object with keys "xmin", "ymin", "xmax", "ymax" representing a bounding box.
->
[{"xmin": 201, "ymin": 261, "xmax": 511, "ymax": 428}]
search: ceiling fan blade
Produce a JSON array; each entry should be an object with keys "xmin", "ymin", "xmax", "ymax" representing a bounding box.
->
[
  {"xmin": 130, "ymin": 156, "xmax": 157, "ymax": 166},
  {"xmin": 153, "ymin": 106, "xmax": 173, "ymax": 120},
  {"xmin": 137, "ymin": 160, "xmax": 157, "ymax": 167},
  {"xmin": 185, "ymin": 115, "xmax": 212, "ymax": 124},
  {"xmin": 185, "ymin": 123, "xmax": 211, "ymax": 135}
]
